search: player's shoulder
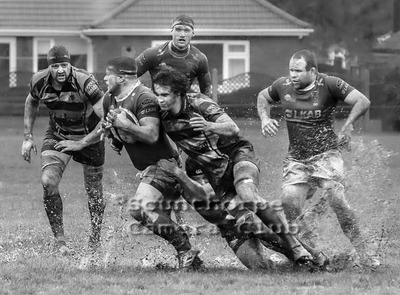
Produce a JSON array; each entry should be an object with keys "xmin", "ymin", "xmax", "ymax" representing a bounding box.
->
[
  {"xmin": 72, "ymin": 67, "xmax": 102, "ymax": 93},
  {"xmin": 137, "ymin": 42, "xmax": 169, "ymax": 67},
  {"xmin": 187, "ymin": 92, "xmax": 213, "ymax": 105},
  {"xmin": 187, "ymin": 93, "xmax": 221, "ymax": 114},
  {"xmin": 189, "ymin": 45, "xmax": 208, "ymax": 60},
  {"xmin": 275, "ymin": 76, "xmax": 290, "ymax": 85},
  {"xmin": 136, "ymin": 84, "xmax": 156, "ymax": 99},
  {"xmin": 144, "ymin": 42, "xmax": 169, "ymax": 56},
  {"xmin": 134, "ymin": 85, "xmax": 158, "ymax": 105},
  {"xmin": 316, "ymin": 72, "xmax": 345, "ymax": 88},
  {"xmin": 31, "ymin": 68, "xmax": 50, "ymax": 88},
  {"xmin": 71, "ymin": 66, "xmax": 94, "ymax": 81},
  {"xmin": 271, "ymin": 76, "xmax": 291, "ymax": 89}
]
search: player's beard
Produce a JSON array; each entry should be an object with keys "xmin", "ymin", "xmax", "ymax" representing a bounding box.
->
[{"xmin": 108, "ymin": 83, "xmax": 120, "ymax": 96}]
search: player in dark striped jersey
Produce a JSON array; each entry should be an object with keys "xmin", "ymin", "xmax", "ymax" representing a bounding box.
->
[
  {"xmin": 257, "ymin": 49, "xmax": 379, "ymax": 269},
  {"xmin": 21, "ymin": 45, "xmax": 105, "ymax": 257},
  {"xmin": 136, "ymin": 14, "xmax": 212, "ymax": 97},
  {"xmin": 152, "ymin": 67, "xmax": 318, "ymax": 268},
  {"xmin": 101, "ymin": 56, "xmax": 201, "ymax": 270}
]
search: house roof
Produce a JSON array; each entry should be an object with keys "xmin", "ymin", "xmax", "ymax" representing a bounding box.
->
[{"xmin": 0, "ymin": 0, "xmax": 313, "ymax": 37}]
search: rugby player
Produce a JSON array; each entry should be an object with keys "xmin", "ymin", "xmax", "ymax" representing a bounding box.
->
[
  {"xmin": 151, "ymin": 67, "xmax": 318, "ymax": 267},
  {"xmin": 135, "ymin": 15, "xmax": 287, "ymax": 270},
  {"xmin": 135, "ymin": 14, "xmax": 212, "ymax": 225},
  {"xmin": 136, "ymin": 14, "xmax": 212, "ymax": 97},
  {"xmin": 257, "ymin": 49, "xmax": 380, "ymax": 269},
  {"xmin": 21, "ymin": 45, "xmax": 105, "ymax": 256},
  {"xmin": 101, "ymin": 56, "xmax": 201, "ymax": 270}
]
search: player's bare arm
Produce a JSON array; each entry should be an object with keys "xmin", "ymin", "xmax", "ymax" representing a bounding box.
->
[
  {"xmin": 257, "ymin": 88, "xmax": 279, "ymax": 137},
  {"xmin": 338, "ymin": 89, "xmax": 371, "ymax": 150},
  {"xmin": 190, "ymin": 113, "xmax": 239, "ymax": 137},
  {"xmin": 21, "ymin": 94, "xmax": 39, "ymax": 163},
  {"xmin": 107, "ymin": 108, "xmax": 159, "ymax": 144}
]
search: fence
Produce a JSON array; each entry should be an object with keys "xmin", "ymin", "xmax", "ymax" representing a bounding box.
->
[{"xmin": 1, "ymin": 67, "xmax": 400, "ymax": 131}]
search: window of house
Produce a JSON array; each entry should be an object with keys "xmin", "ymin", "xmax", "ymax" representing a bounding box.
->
[
  {"xmin": 0, "ymin": 38, "xmax": 17, "ymax": 88},
  {"xmin": 34, "ymin": 38, "xmax": 88, "ymax": 72},
  {"xmin": 223, "ymin": 42, "xmax": 249, "ymax": 79},
  {"xmin": 33, "ymin": 38, "xmax": 54, "ymax": 72}
]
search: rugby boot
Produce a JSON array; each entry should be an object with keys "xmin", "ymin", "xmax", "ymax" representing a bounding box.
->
[
  {"xmin": 313, "ymin": 251, "xmax": 330, "ymax": 269},
  {"xmin": 79, "ymin": 250, "xmax": 101, "ymax": 270},
  {"xmin": 54, "ymin": 238, "xmax": 74, "ymax": 256},
  {"xmin": 176, "ymin": 249, "xmax": 203, "ymax": 270},
  {"xmin": 291, "ymin": 244, "xmax": 313, "ymax": 265}
]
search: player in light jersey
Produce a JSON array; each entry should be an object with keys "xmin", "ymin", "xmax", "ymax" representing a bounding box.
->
[{"xmin": 257, "ymin": 49, "xmax": 379, "ymax": 269}]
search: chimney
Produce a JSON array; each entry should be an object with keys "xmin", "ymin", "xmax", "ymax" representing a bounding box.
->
[{"xmin": 394, "ymin": 0, "xmax": 400, "ymax": 32}]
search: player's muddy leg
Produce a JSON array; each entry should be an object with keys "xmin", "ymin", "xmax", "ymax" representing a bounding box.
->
[
  {"xmin": 42, "ymin": 165, "xmax": 63, "ymax": 238},
  {"xmin": 322, "ymin": 180, "xmax": 379, "ymax": 269},
  {"xmin": 283, "ymin": 184, "xmax": 320, "ymax": 249},
  {"xmin": 234, "ymin": 238, "xmax": 276, "ymax": 270},
  {"xmin": 42, "ymin": 164, "xmax": 71, "ymax": 253},
  {"xmin": 322, "ymin": 180, "xmax": 363, "ymax": 251},
  {"xmin": 127, "ymin": 182, "xmax": 192, "ymax": 254},
  {"xmin": 232, "ymin": 162, "xmax": 312, "ymax": 263},
  {"xmin": 225, "ymin": 201, "xmax": 295, "ymax": 261},
  {"xmin": 281, "ymin": 184, "xmax": 310, "ymax": 224},
  {"xmin": 83, "ymin": 164, "xmax": 105, "ymax": 253}
]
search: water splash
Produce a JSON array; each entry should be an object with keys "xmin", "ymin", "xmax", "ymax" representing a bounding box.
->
[{"xmin": 297, "ymin": 135, "xmax": 396, "ymax": 268}]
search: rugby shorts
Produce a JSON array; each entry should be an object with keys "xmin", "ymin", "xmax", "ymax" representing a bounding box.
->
[
  {"xmin": 41, "ymin": 125, "xmax": 105, "ymax": 171},
  {"xmin": 282, "ymin": 149, "xmax": 345, "ymax": 188},
  {"xmin": 137, "ymin": 161, "xmax": 181, "ymax": 202},
  {"xmin": 185, "ymin": 143, "xmax": 261, "ymax": 205}
]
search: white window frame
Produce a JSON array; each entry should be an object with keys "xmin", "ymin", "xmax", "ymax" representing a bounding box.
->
[
  {"xmin": 0, "ymin": 37, "xmax": 17, "ymax": 87},
  {"xmin": 151, "ymin": 40, "xmax": 250, "ymax": 79},
  {"xmin": 33, "ymin": 38, "xmax": 55, "ymax": 72},
  {"xmin": 0, "ymin": 37, "xmax": 17, "ymax": 72}
]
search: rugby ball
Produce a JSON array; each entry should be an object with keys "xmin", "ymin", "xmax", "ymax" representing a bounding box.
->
[{"xmin": 112, "ymin": 107, "xmax": 139, "ymax": 143}]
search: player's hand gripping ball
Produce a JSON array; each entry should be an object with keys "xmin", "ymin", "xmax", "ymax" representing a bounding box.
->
[{"xmin": 109, "ymin": 107, "xmax": 140, "ymax": 144}]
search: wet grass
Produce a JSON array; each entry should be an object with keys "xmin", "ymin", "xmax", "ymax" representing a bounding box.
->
[{"xmin": 1, "ymin": 116, "xmax": 400, "ymax": 294}]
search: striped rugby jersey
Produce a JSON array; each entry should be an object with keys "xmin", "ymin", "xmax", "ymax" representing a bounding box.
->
[{"xmin": 30, "ymin": 67, "xmax": 104, "ymax": 139}]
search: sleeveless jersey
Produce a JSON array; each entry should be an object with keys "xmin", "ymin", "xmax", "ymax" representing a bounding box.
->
[
  {"xmin": 136, "ymin": 41, "xmax": 212, "ymax": 97},
  {"xmin": 30, "ymin": 67, "xmax": 104, "ymax": 138},
  {"xmin": 102, "ymin": 84, "xmax": 177, "ymax": 171},
  {"xmin": 268, "ymin": 73, "xmax": 355, "ymax": 160},
  {"xmin": 160, "ymin": 93, "xmax": 248, "ymax": 181}
]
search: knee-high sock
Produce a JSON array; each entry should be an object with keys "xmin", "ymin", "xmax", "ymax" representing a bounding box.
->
[
  {"xmin": 84, "ymin": 165, "xmax": 105, "ymax": 249},
  {"xmin": 88, "ymin": 195, "xmax": 106, "ymax": 248},
  {"xmin": 229, "ymin": 206, "xmax": 294, "ymax": 259},
  {"xmin": 146, "ymin": 213, "xmax": 191, "ymax": 253},
  {"xmin": 43, "ymin": 193, "xmax": 64, "ymax": 239}
]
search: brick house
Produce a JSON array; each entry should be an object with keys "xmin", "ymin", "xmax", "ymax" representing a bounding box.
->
[{"xmin": 0, "ymin": 0, "xmax": 313, "ymax": 114}]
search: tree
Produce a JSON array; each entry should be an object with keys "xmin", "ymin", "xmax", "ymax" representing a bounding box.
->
[{"xmin": 268, "ymin": 0, "xmax": 393, "ymax": 64}]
